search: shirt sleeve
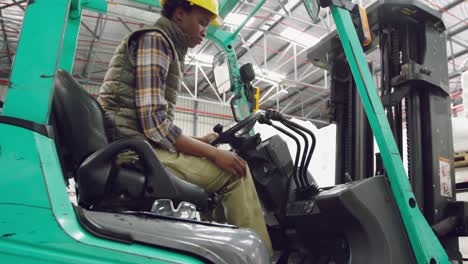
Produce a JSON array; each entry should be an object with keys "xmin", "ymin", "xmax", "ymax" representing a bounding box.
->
[{"xmin": 135, "ymin": 32, "xmax": 182, "ymax": 152}]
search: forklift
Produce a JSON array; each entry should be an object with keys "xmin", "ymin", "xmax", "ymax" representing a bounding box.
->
[
  {"xmin": 0, "ymin": 0, "xmax": 465, "ymax": 263},
  {"xmin": 211, "ymin": 1, "xmax": 466, "ymax": 263}
]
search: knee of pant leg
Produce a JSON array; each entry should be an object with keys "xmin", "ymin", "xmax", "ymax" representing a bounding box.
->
[
  {"xmin": 218, "ymin": 174, "xmax": 243, "ymax": 194},
  {"xmin": 243, "ymin": 165, "xmax": 255, "ymax": 181}
]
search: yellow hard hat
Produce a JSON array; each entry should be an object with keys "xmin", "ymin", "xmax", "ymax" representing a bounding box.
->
[{"xmin": 160, "ymin": 0, "xmax": 221, "ymax": 26}]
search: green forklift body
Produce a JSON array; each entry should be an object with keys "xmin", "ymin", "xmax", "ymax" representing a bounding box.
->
[{"xmin": 0, "ymin": 0, "xmax": 244, "ymax": 263}]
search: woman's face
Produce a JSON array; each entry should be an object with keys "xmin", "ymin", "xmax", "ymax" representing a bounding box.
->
[{"xmin": 175, "ymin": 6, "xmax": 214, "ymax": 48}]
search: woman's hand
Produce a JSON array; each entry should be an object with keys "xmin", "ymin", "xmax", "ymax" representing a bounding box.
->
[
  {"xmin": 175, "ymin": 134, "xmax": 245, "ymax": 177},
  {"xmin": 212, "ymin": 149, "xmax": 246, "ymax": 177}
]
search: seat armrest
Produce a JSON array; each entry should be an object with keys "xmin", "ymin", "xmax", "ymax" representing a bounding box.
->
[
  {"xmin": 79, "ymin": 138, "xmax": 179, "ymax": 198},
  {"xmin": 78, "ymin": 138, "xmax": 212, "ymax": 210}
]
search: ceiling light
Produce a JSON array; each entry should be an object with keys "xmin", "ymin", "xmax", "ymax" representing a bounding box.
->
[
  {"xmin": 246, "ymin": 31, "xmax": 264, "ymax": 47},
  {"xmin": 224, "ymin": 12, "xmax": 254, "ymax": 27},
  {"xmin": 280, "ymin": 27, "xmax": 318, "ymax": 47},
  {"xmin": 254, "ymin": 67, "xmax": 286, "ymax": 83}
]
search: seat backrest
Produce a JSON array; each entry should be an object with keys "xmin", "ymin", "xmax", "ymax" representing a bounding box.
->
[
  {"xmin": 52, "ymin": 70, "xmax": 212, "ymax": 210},
  {"xmin": 53, "ymin": 69, "xmax": 109, "ymax": 166}
]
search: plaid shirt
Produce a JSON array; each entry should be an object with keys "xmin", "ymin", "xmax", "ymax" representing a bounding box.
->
[{"xmin": 135, "ymin": 32, "xmax": 182, "ymax": 152}]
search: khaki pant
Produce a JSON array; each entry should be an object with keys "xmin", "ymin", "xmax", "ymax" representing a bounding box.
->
[{"xmin": 154, "ymin": 148, "xmax": 273, "ymax": 255}]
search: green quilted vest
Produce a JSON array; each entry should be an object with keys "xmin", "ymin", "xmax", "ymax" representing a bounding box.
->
[{"xmin": 98, "ymin": 16, "xmax": 188, "ymax": 142}]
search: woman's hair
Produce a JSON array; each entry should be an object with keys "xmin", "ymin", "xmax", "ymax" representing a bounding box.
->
[{"xmin": 162, "ymin": 0, "xmax": 194, "ymax": 18}]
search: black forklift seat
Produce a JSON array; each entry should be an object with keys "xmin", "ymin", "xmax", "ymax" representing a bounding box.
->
[{"xmin": 52, "ymin": 69, "xmax": 212, "ymax": 211}]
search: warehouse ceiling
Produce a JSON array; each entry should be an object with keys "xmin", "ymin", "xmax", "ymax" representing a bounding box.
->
[{"xmin": 0, "ymin": 0, "xmax": 466, "ymax": 120}]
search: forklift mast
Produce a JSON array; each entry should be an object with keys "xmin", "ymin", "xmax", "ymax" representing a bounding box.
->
[{"xmin": 308, "ymin": 0, "xmax": 458, "ymax": 262}]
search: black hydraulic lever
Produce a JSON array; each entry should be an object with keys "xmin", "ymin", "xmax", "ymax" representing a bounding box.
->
[
  {"xmin": 279, "ymin": 123, "xmax": 309, "ymax": 186},
  {"xmin": 282, "ymin": 119, "xmax": 317, "ymax": 186},
  {"xmin": 266, "ymin": 110, "xmax": 309, "ymax": 187},
  {"xmin": 280, "ymin": 117, "xmax": 321, "ymax": 198},
  {"xmin": 266, "ymin": 110, "xmax": 319, "ymax": 190},
  {"xmin": 258, "ymin": 115, "xmax": 302, "ymax": 189}
]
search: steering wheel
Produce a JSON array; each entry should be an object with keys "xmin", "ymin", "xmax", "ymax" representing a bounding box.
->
[{"xmin": 211, "ymin": 111, "xmax": 264, "ymax": 146}]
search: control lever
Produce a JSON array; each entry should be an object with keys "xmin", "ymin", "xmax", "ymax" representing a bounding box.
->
[
  {"xmin": 213, "ymin": 124, "xmax": 224, "ymax": 134},
  {"xmin": 266, "ymin": 110, "xmax": 310, "ymax": 187},
  {"xmin": 259, "ymin": 115, "xmax": 301, "ymax": 189},
  {"xmin": 265, "ymin": 110, "xmax": 321, "ymax": 199},
  {"xmin": 282, "ymin": 119, "xmax": 317, "ymax": 186}
]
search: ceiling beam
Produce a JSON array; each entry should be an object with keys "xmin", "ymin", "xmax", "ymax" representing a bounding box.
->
[
  {"xmin": 235, "ymin": 0, "xmax": 303, "ymax": 60},
  {"xmin": 450, "ymin": 37, "xmax": 468, "ymax": 49},
  {"xmin": 82, "ymin": 15, "xmax": 104, "ymax": 77},
  {"xmin": 196, "ymin": 0, "xmax": 322, "ymax": 95},
  {"xmin": 81, "ymin": 21, "xmax": 99, "ymax": 39},
  {"xmin": 0, "ymin": 0, "xmax": 27, "ymax": 10},
  {"xmin": 448, "ymin": 48, "xmax": 468, "ymax": 61},
  {"xmin": 118, "ymin": 17, "xmax": 132, "ymax": 32},
  {"xmin": 10, "ymin": 0, "xmax": 24, "ymax": 11},
  {"xmin": 0, "ymin": 10, "xmax": 12, "ymax": 64},
  {"xmin": 449, "ymin": 66, "xmax": 468, "ymax": 79},
  {"xmin": 443, "ymin": 0, "xmax": 465, "ymax": 11},
  {"xmin": 448, "ymin": 24, "xmax": 468, "ymax": 38},
  {"xmin": 236, "ymin": 1, "xmax": 327, "ymax": 108}
]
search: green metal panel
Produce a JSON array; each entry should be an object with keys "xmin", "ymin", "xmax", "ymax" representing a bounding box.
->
[
  {"xmin": 207, "ymin": 28, "xmax": 243, "ymax": 104},
  {"xmin": 0, "ymin": 124, "xmax": 50, "ymax": 208},
  {"xmin": 207, "ymin": 0, "xmax": 264, "ymax": 122},
  {"xmin": 0, "ymin": 206, "xmax": 192, "ymax": 263},
  {"xmin": 59, "ymin": 7, "xmax": 82, "ymax": 72},
  {"xmin": 207, "ymin": 29, "xmax": 240, "ymax": 87},
  {"xmin": 2, "ymin": 0, "xmax": 71, "ymax": 124},
  {"xmin": 330, "ymin": 6, "xmax": 449, "ymax": 264},
  {"xmin": 35, "ymin": 133, "xmax": 203, "ymax": 263},
  {"xmin": 218, "ymin": 0, "xmax": 238, "ymax": 19},
  {"xmin": 0, "ymin": 0, "xmax": 210, "ymax": 262},
  {"xmin": 0, "ymin": 124, "xmax": 204, "ymax": 263},
  {"xmin": 207, "ymin": 31, "xmax": 250, "ymax": 121}
]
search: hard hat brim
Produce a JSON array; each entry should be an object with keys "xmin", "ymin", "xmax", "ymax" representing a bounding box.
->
[{"xmin": 211, "ymin": 16, "xmax": 222, "ymax": 26}]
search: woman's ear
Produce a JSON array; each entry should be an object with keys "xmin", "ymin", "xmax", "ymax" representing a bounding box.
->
[{"xmin": 173, "ymin": 7, "xmax": 185, "ymax": 23}]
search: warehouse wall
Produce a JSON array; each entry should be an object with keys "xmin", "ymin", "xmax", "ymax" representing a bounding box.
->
[
  {"xmin": 0, "ymin": 85, "xmax": 7, "ymax": 112},
  {"xmin": 81, "ymin": 83, "xmax": 234, "ymax": 138},
  {"xmin": 175, "ymin": 96, "xmax": 234, "ymax": 137},
  {"xmin": 0, "ymin": 85, "xmax": 6, "ymax": 101}
]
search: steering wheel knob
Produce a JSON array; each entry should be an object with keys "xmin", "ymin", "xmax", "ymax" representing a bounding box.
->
[{"xmin": 213, "ymin": 124, "xmax": 224, "ymax": 134}]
